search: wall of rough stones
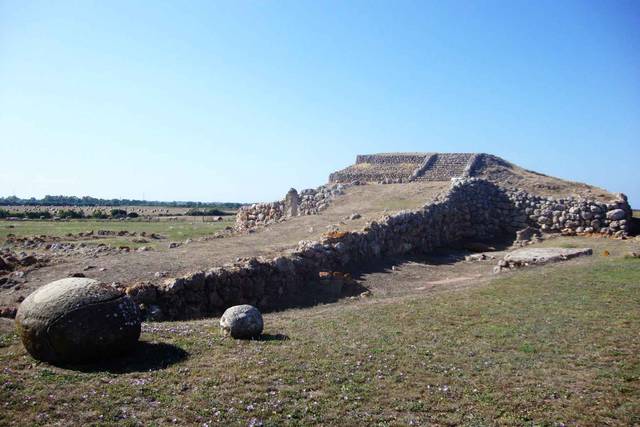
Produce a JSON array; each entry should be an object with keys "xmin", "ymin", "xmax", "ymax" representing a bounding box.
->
[
  {"xmin": 355, "ymin": 153, "xmax": 428, "ymax": 165},
  {"xmin": 234, "ymin": 201, "xmax": 285, "ymax": 232},
  {"xmin": 130, "ymin": 179, "xmax": 517, "ymax": 320},
  {"xmin": 330, "ymin": 153, "xmax": 427, "ymax": 183},
  {"xmin": 235, "ymin": 183, "xmax": 348, "ymax": 231},
  {"xmin": 508, "ymin": 190, "xmax": 632, "ymax": 237},
  {"xmin": 330, "ymin": 152, "xmax": 480, "ymax": 184},
  {"xmin": 131, "ymin": 178, "xmax": 632, "ymax": 321}
]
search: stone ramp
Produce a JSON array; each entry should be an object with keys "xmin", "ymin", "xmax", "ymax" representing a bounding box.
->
[{"xmin": 414, "ymin": 153, "xmax": 476, "ymax": 181}]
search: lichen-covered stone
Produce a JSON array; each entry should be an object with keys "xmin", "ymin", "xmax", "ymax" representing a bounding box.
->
[
  {"xmin": 220, "ymin": 304, "xmax": 263, "ymax": 339},
  {"xmin": 15, "ymin": 278, "xmax": 140, "ymax": 364}
]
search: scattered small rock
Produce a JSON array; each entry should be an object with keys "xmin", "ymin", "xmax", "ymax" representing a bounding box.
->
[
  {"xmin": 465, "ymin": 253, "xmax": 496, "ymax": 262},
  {"xmin": 0, "ymin": 306, "xmax": 17, "ymax": 319}
]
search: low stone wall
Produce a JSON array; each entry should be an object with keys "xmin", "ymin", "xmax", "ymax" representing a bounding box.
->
[
  {"xmin": 355, "ymin": 153, "xmax": 428, "ymax": 165},
  {"xmin": 131, "ymin": 178, "xmax": 632, "ymax": 321},
  {"xmin": 130, "ymin": 179, "xmax": 516, "ymax": 320},
  {"xmin": 331, "ymin": 152, "xmax": 480, "ymax": 184},
  {"xmin": 508, "ymin": 190, "xmax": 632, "ymax": 237},
  {"xmin": 235, "ymin": 201, "xmax": 285, "ymax": 232},
  {"xmin": 235, "ymin": 183, "xmax": 348, "ymax": 231}
]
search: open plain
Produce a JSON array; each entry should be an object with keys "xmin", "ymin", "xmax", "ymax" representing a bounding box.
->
[{"xmin": 1, "ymin": 235, "xmax": 639, "ymax": 425}]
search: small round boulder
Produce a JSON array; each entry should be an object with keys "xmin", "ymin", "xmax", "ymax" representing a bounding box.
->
[
  {"xmin": 15, "ymin": 278, "xmax": 141, "ymax": 364},
  {"xmin": 220, "ymin": 305, "xmax": 263, "ymax": 339}
]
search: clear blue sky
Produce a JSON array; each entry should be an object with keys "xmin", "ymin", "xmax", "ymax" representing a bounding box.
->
[{"xmin": 1, "ymin": 1, "xmax": 639, "ymax": 205}]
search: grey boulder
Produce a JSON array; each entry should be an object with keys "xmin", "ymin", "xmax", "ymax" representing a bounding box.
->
[
  {"xmin": 220, "ymin": 305, "xmax": 263, "ymax": 339},
  {"xmin": 606, "ymin": 209, "xmax": 626, "ymax": 221},
  {"xmin": 15, "ymin": 278, "xmax": 141, "ymax": 364}
]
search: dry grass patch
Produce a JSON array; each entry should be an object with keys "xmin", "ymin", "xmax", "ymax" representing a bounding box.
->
[{"xmin": 1, "ymin": 255, "xmax": 639, "ymax": 425}]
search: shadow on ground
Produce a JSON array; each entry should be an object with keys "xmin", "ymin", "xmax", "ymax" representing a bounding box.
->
[
  {"xmin": 62, "ymin": 341, "xmax": 188, "ymax": 373},
  {"xmin": 257, "ymin": 333, "xmax": 289, "ymax": 342},
  {"xmin": 348, "ymin": 236, "xmax": 514, "ymax": 281}
]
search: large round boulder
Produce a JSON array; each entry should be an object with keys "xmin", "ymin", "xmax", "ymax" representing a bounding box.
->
[
  {"xmin": 220, "ymin": 305, "xmax": 263, "ymax": 339},
  {"xmin": 15, "ymin": 278, "xmax": 141, "ymax": 364}
]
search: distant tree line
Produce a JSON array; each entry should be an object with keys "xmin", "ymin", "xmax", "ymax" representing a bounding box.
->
[
  {"xmin": 0, "ymin": 195, "xmax": 244, "ymax": 209},
  {"xmin": 185, "ymin": 208, "xmax": 232, "ymax": 216},
  {"xmin": 0, "ymin": 208, "xmax": 141, "ymax": 220}
]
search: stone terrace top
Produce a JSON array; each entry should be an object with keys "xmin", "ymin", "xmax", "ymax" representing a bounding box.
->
[{"xmin": 330, "ymin": 152, "xmax": 483, "ymax": 183}]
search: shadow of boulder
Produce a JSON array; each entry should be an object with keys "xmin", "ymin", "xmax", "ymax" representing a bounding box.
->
[
  {"xmin": 257, "ymin": 333, "xmax": 289, "ymax": 342},
  {"xmin": 60, "ymin": 341, "xmax": 188, "ymax": 373}
]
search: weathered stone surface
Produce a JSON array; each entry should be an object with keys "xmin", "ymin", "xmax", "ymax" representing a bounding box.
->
[
  {"xmin": 516, "ymin": 226, "xmax": 540, "ymax": 242},
  {"xmin": 606, "ymin": 209, "xmax": 626, "ymax": 221},
  {"xmin": 503, "ymin": 247, "xmax": 592, "ymax": 267},
  {"xmin": 329, "ymin": 152, "xmax": 478, "ymax": 183},
  {"xmin": 284, "ymin": 188, "xmax": 299, "ymax": 217},
  {"xmin": 220, "ymin": 304, "xmax": 263, "ymax": 339},
  {"xmin": 15, "ymin": 278, "xmax": 140, "ymax": 364}
]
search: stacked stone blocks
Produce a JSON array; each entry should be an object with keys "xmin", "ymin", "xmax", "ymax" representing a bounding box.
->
[{"xmin": 329, "ymin": 152, "xmax": 482, "ymax": 183}]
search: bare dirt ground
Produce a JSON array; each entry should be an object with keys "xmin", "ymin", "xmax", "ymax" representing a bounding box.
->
[
  {"xmin": 0, "ymin": 182, "xmax": 447, "ymax": 308},
  {"xmin": 354, "ymin": 235, "xmax": 640, "ymax": 300}
]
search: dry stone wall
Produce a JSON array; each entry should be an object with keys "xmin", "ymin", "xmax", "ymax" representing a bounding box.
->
[
  {"xmin": 508, "ymin": 190, "xmax": 632, "ymax": 237},
  {"xmin": 330, "ymin": 153, "xmax": 427, "ymax": 183},
  {"xmin": 330, "ymin": 152, "xmax": 480, "ymax": 183},
  {"xmin": 130, "ymin": 179, "xmax": 516, "ymax": 320},
  {"xmin": 235, "ymin": 183, "xmax": 348, "ymax": 231},
  {"xmin": 130, "ymin": 178, "xmax": 632, "ymax": 321},
  {"xmin": 355, "ymin": 153, "xmax": 428, "ymax": 165}
]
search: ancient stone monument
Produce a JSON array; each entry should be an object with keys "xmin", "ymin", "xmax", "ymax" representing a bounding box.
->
[
  {"xmin": 284, "ymin": 188, "xmax": 299, "ymax": 217},
  {"xmin": 329, "ymin": 152, "xmax": 482, "ymax": 183},
  {"xmin": 15, "ymin": 277, "xmax": 141, "ymax": 364}
]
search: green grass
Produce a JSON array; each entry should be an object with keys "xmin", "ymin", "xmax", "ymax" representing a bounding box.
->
[
  {"xmin": 1, "ymin": 256, "xmax": 639, "ymax": 425},
  {"xmin": 0, "ymin": 218, "xmax": 233, "ymax": 247},
  {"xmin": 633, "ymin": 209, "xmax": 639, "ymax": 218}
]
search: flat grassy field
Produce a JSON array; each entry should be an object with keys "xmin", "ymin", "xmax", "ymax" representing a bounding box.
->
[
  {"xmin": 1, "ymin": 253, "xmax": 638, "ymax": 425},
  {"xmin": 0, "ymin": 218, "xmax": 234, "ymax": 247}
]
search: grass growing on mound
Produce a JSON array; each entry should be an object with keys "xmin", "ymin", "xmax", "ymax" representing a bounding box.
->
[{"xmin": 1, "ymin": 258, "xmax": 639, "ymax": 425}]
